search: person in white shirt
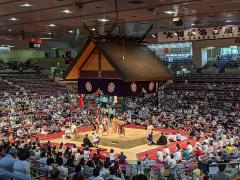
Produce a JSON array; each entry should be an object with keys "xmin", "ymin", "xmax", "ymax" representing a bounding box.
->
[
  {"xmin": 176, "ymin": 132, "xmax": 182, "ymax": 141},
  {"xmin": 109, "ymin": 149, "xmax": 115, "ymax": 163},
  {"xmin": 75, "ymin": 149, "xmax": 84, "ymax": 163},
  {"xmin": 71, "ymin": 123, "xmax": 77, "ymax": 134},
  {"xmin": 168, "ymin": 154, "xmax": 176, "ymax": 168},
  {"xmin": 187, "ymin": 142, "xmax": 193, "ymax": 153},
  {"xmin": 84, "ymin": 147, "xmax": 90, "ymax": 160},
  {"xmin": 64, "ymin": 127, "xmax": 71, "ymax": 138},
  {"xmin": 100, "ymin": 164, "xmax": 110, "ymax": 178},
  {"xmin": 16, "ymin": 128, "xmax": 23, "ymax": 138},
  {"xmin": 92, "ymin": 132, "xmax": 100, "ymax": 147},
  {"xmin": 202, "ymin": 142, "xmax": 209, "ymax": 153},
  {"xmin": 157, "ymin": 150, "xmax": 164, "ymax": 161},
  {"xmin": 165, "ymin": 154, "xmax": 172, "ymax": 164},
  {"xmin": 163, "ymin": 146, "xmax": 170, "ymax": 156},
  {"xmin": 71, "ymin": 144, "xmax": 78, "ymax": 155},
  {"xmin": 174, "ymin": 150, "xmax": 182, "ymax": 161}
]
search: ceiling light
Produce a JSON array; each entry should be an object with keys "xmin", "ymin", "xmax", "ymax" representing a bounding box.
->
[
  {"xmin": 8, "ymin": 29, "xmax": 12, "ymax": 32},
  {"xmin": 8, "ymin": 17, "xmax": 18, "ymax": 21},
  {"xmin": 225, "ymin": 20, "xmax": 232, "ymax": 23},
  {"xmin": 91, "ymin": 28, "xmax": 96, "ymax": 31},
  {"xmin": 207, "ymin": 47, "xmax": 215, "ymax": 49},
  {"xmin": 48, "ymin": 32, "xmax": 52, "ymax": 35},
  {"xmin": 191, "ymin": 23, "xmax": 195, "ymax": 26},
  {"xmin": 61, "ymin": 9, "xmax": 73, "ymax": 14},
  {"xmin": 41, "ymin": 37, "xmax": 52, "ymax": 40},
  {"xmin": 68, "ymin": 30, "xmax": 74, "ymax": 33},
  {"xmin": 46, "ymin": 24, "xmax": 56, "ymax": 27},
  {"xmin": 164, "ymin": 10, "xmax": 175, "ymax": 14},
  {"xmin": 20, "ymin": 3, "xmax": 32, "ymax": 7},
  {"xmin": 98, "ymin": 18, "xmax": 109, "ymax": 22}
]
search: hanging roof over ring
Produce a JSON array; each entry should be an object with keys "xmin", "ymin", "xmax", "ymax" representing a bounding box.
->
[{"xmin": 64, "ymin": 38, "xmax": 173, "ymax": 82}]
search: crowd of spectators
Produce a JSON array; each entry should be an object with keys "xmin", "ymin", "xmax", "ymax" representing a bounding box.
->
[{"xmin": 0, "ymin": 74, "xmax": 240, "ymax": 179}]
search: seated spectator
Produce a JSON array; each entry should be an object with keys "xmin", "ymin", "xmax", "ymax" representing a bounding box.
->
[
  {"xmin": 196, "ymin": 147, "xmax": 203, "ymax": 158},
  {"xmin": 65, "ymin": 155, "xmax": 75, "ymax": 167},
  {"xmin": 163, "ymin": 146, "xmax": 170, "ymax": 156},
  {"xmin": 41, "ymin": 158, "xmax": 54, "ymax": 175},
  {"xmin": 73, "ymin": 173, "xmax": 85, "ymax": 180},
  {"xmin": 182, "ymin": 148, "xmax": 190, "ymax": 160},
  {"xmin": 0, "ymin": 147, "xmax": 17, "ymax": 171},
  {"xmin": 168, "ymin": 154, "xmax": 176, "ymax": 168},
  {"xmin": 39, "ymin": 151, "xmax": 47, "ymax": 166},
  {"xmin": 133, "ymin": 160, "xmax": 144, "ymax": 175},
  {"xmin": 157, "ymin": 150, "xmax": 164, "ymax": 162},
  {"xmin": 69, "ymin": 165, "xmax": 81, "ymax": 179},
  {"xmin": 104, "ymin": 157, "xmax": 112, "ymax": 169},
  {"xmin": 99, "ymin": 162, "xmax": 110, "ymax": 178},
  {"xmin": 106, "ymin": 166, "xmax": 125, "ymax": 180},
  {"xmin": 84, "ymin": 147, "xmax": 90, "ymax": 160},
  {"xmin": 170, "ymin": 160, "xmax": 185, "ymax": 180},
  {"xmin": 117, "ymin": 152, "xmax": 127, "ymax": 164},
  {"xmin": 187, "ymin": 142, "xmax": 193, "ymax": 153},
  {"xmin": 174, "ymin": 148, "xmax": 182, "ymax": 161},
  {"xmin": 89, "ymin": 167, "xmax": 104, "ymax": 180},
  {"xmin": 49, "ymin": 168, "xmax": 60, "ymax": 180},
  {"xmin": 176, "ymin": 132, "xmax": 182, "ymax": 141},
  {"xmin": 56, "ymin": 157, "xmax": 68, "ymax": 180},
  {"xmin": 13, "ymin": 149, "xmax": 31, "ymax": 178},
  {"xmin": 109, "ymin": 149, "xmax": 115, "ymax": 163},
  {"xmin": 212, "ymin": 164, "xmax": 230, "ymax": 180},
  {"xmin": 85, "ymin": 160, "xmax": 95, "ymax": 178}
]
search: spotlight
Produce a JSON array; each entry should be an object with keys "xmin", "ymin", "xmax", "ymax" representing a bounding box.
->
[{"xmin": 152, "ymin": 33, "xmax": 157, "ymax": 38}]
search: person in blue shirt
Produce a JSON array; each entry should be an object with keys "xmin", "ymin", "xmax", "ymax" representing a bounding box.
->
[{"xmin": 0, "ymin": 147, "xmax": 17, "ymax": 172}]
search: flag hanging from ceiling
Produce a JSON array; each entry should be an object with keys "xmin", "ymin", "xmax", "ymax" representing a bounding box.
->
[{"xmin": 78, "ymin": 94, "xmax": 83, "ymax": 108}]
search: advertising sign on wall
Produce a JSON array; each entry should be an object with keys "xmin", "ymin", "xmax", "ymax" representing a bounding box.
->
[
  {"xmin": 158, "ymin": 25, "xmax": 240, "ymax": 43},
  {"xmin": 29, "ymin": 37, "xmax": 42, "ymax": 48}
]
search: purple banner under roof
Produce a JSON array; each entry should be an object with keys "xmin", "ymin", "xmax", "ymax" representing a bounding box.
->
[{"xmin": 78, "ymin": 79, "xmax": 157, "ymax": 96}]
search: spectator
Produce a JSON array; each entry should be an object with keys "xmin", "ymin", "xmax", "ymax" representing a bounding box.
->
[
  {"xmin": 13, "ymin": 149, "xmax": 31, "ymax": 178},
  {"xmin": 89, "ymin": 167, "xmax": 104, "ymax": 180},
  {"xmin": 56, "ymin": 157, "xmax": 68, "ymax": 180},
  {"xmin": 212, "ymin": 164, "xmax": 230, "ymax": 180},
  {"xmin": 117, "ymin": 152, "xmax": 127, "ymax": 164},
  {"xmin": 0, "ymin": 147, "xmax": 17, "ymax": 171}
]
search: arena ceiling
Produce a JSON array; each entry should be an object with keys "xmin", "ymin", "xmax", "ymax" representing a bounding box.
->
[{"xmin": 0, "ymin": 0, "xmax": 240, "ymax": 43}]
